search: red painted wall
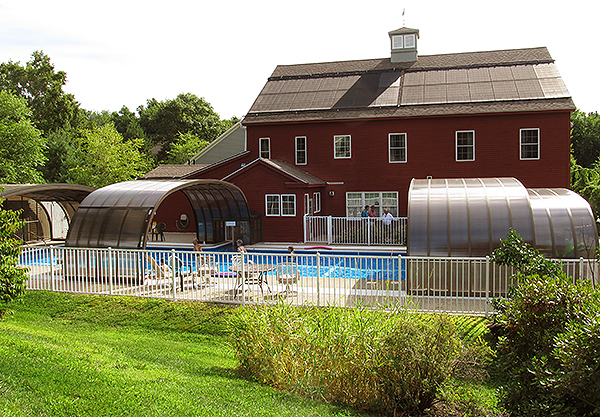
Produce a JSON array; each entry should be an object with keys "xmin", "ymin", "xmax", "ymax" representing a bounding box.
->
[
  {"xmin": 152, "ymin": 191, "xmax": 196, "ymax": 234},
  {"xmin": 245, "ymin": 111, "xmax": 571, "ymax": 217}
]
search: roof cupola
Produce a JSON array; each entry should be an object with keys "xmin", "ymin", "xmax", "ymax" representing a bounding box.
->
[{"xmin": 389, "ymin": 27, "xmax": 419, "ymax": 63}]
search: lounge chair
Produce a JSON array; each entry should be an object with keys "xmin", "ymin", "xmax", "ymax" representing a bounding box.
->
[
  {"xmin": 276, "ymin": 262, "xmax": 299, "ymax": 296},
  {"xmin": 168, "ymin": 254, "xmax": 195, "ymax": 291},
  {"xmin": 144, "ymin": 254, "xmax": 172, "ymax": 289},
  {"xmin": 195, "ymin": 253, "xmax": 219, "ymax": 284}
]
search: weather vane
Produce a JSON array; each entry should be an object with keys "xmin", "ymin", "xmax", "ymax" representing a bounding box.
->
[{"xmin": 402, "ymin": 8, "xmax": 406, "ymax": 26}]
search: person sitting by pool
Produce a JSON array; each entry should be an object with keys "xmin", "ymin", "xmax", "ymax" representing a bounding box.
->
[
  {"xmin": 236, "ymin": 239, "xmax": 253, "ymax": 263},
  {"xmin": 236, "ymin": 239, "xmax": 247, "ymax": 253}
]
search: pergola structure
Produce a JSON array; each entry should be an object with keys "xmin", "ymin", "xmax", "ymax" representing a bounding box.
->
[
  {"xmin": 65, "ymin": 179, "xmax": 251, "ymax": 249},
  {"xmin": 0, "ymin": 183, "xmax": 96, "ymax": 242},
  {"xmin": 407, "ymin": 178, "xmax": 597, "ymax": 258}
]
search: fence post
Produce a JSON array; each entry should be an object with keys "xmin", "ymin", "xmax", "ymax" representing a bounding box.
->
[
  {"xmin": 50, "ymin": 246, "xmax": 56, "ymax": 292},
  {"xmin": 108, "ymin": 247, "xmax": 114, "ymax": 295},
  {"xmin": 171, "ymin": 249, "xmax": 176, "ymax": 300},
  {"xmin": 367, "ymin": 218, "xmax": 371, "ymax": 246},
  {"xmin": 316, "ymin": 252, "xmax": 321, "ymax": 307},
  {"xmin": 327, "ymin": 216, "xmax": 333, "ymax": 245},
  {"xmin": 485, "ymin": 256, "xmax": 490, "ymax": 316},
  {"xmin": 303, "ymin": 214, "xmax": 307, "ymax": 243},
  {"xmin": 579, "ymin": 257, "xmax": 584, "ymax": 282},
  {"xmin": 241, "ymin": 253, "xmax": 246, "ymax": 307}
]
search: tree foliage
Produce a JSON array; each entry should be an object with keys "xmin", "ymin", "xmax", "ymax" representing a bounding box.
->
[
  {"xmin": 0, "ymin": 51, "xmax": 81, "ymax": 135},
  {"xmin": 0, "ymin": 197, "xmax": 28, "ymax": 319},
  {"xmin": 63, "ymin": 124, "xmax": 152, "ymax": 188},
  {"xmin": 0, "ymin": 90, "xmax": 46, "ymax": 183},
  {"xmin": 138, "ymin": 93, "xmax": 233, "ymax": 162},
  {"xmin": 571, "ymin": 109, "xmax": 600, "ymax": 168},
  {"xmin": 166, "ymin": 132, "xmax": 209, "ymax": 164}
]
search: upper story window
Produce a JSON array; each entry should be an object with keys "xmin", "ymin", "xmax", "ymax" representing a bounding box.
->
[
  {"xmin": 259, "ymin": 137, "xmax": 270, "ymax": 159},
  {"xmin": 334, "ymin": 135, "xmax": 351, "ymax": 159},
  {"xmin": 389, "ymin": 133, "xmax": 407, "ymax": 163},
  {"xmin": 520, "ymin": 128, "xmax": 540, "ymax": 160},
  {"xmin": 296, "ymin": 136, "xmax": 307, "ymax": 165},
  {"xmin": 456, "ymin": 130, "xmax": 475, "ymax": 161}
]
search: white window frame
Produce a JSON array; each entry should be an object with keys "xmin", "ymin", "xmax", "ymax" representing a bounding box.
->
[
  {"xmin": 520, "ymin": 128, "xmax": 540, "ymax": 160},
  {"xmin": 314, "ymin": 192, "xmax": 321, "ymax": 213},
  {"xmin": 295, "ymin": 136, "xmax": 307, "ymax": 165},
  {"xmin": 403, "ymin": 34, "xmax": 416, "ymax": 48},
  {"xmin": 266, "ymin": 194, "xmax": 296, "ymax": 217},
  {"xmin": 281, "ymin": 194, "xmax": 296, "ymax": 216},
  {"xmin": 455, "ymin": 130, "xmax": 475, "ymax": 162},
  {"xmin": 259, "ymin": 137, "xmax": 270, "ymax": 159},
  {"xmin": 334, "ymin": 135, "xmax": 351, "ymax": 159},
  {"xmin": 265, "ymin": 194, "xmax": 280, "ymax": 216},
  {"xmin": 304, "ymin": 193, "xmax": 310, "ymax": 215},
  {"xmin": 392, "ymin": 34, "xmax": 416, "ymax": 49},
  {"xmin": 389, "ymin": 133, "xmax": 407, "ymax": 163},
  {"xmin": 345, "ymin": 191, "xmax": 399, "ymax": 217}
]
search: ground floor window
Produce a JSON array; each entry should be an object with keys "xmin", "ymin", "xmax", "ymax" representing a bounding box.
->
[
  {"xmin": 266, "ymin": 194, "xmax": 296, "ymax": 216},
  {"xmin": 346, "ymin": 192, "xmax": 398, "ymax": 217}
]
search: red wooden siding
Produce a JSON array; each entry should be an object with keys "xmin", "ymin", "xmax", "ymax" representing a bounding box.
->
[{"xmin": 245, "ymin": 111, "xmax": 571, "ymax": 217}]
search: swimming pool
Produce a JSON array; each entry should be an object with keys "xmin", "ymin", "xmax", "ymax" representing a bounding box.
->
[{"xmin": 21, "ymin": 246, "xmax": 407, "ymax": 282}]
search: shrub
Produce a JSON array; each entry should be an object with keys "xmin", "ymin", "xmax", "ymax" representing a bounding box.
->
[
  {"xmin": 491, "ymin": 229, "xmax": 600, "ymax": 416},
  {"xmin": 0, "ymin": 198, "xmax": 28, "ymax": 318},
  {"xmin": 229, "ymin": 303, "xmax": 489, "ymax": 416}
]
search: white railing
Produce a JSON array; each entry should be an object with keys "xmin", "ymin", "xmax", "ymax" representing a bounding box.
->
[
  {"xmin": 19, "ymin": 246, "xmax": 599, "ymax": 315},
  {"xmin": 304, "ymin": 215, "xmax": 408, "ymax": 245}
]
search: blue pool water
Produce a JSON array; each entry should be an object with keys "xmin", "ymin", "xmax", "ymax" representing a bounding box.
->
[{"xmin": 21, "ymin": 246, "xmax": 406, "ymax": 281}]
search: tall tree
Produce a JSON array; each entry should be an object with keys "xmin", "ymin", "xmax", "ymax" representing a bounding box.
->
[
  {"xmin": 571, "ymin": 109, "xmax": 600, "ymax": 168},
  {"xmin": 138, "ymin": 93, "xmax": 233, "ymax": 162},
  {"xmin": 166, "ymin": 132, "xmax": 209, "ymax": 164},
  {"xmin": 0, "ymin": 197, "xmax": 28, "ymax": 318},
  {"xmin": 64, "ymin": 124, "xmax": 151, "ymax": 188},
  {"xmin": 0, "ymin": 51, "xmax": 81, "ymax": 135},
  {"xmin": 0, "ymin": 90, "xmax": 45, "ymax": 183}
]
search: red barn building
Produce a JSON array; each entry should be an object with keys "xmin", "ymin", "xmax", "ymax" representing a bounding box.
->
[{"xmin": 187, "ymin": 27, "xmax": 575, "ymax": 244}]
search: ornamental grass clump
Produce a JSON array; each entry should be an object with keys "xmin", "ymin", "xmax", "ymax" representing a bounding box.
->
[{"xmin": 229, "ymin": 303, "xmax": 480, "ymax": 416}]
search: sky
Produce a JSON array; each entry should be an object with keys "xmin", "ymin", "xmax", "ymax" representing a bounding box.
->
[{"xmin": 0, "ymin": 0, "xmax": 598, "ymax": 120}]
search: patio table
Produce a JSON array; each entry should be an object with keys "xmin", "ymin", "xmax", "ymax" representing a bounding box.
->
[{"xmin": 229, "ymin": 263, "xmax": 275, "ymax": 297}]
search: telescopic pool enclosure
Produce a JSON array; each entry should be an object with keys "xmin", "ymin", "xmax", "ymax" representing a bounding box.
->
[
  {"xmin": 65, "ymin": 180, "xmax": 251, "ymax": 249},
  {"xmin": 407, "ymin": 178, "xmax": 598, "ymax": 258}
]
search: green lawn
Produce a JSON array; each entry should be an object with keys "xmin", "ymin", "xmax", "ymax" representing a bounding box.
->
[{"xmin": 0, "ymin": 291, "xmax": 371, "ymax": 417}]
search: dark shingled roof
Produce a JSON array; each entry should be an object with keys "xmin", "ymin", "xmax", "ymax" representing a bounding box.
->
[
  {"xmin": 223, "ymin": 158, "xmax": 326, "ymax": 185},
  {"xmin": 244, "ymin": 47, "xmax": 574, "ymax": 124},
  {"xmin": 140, "ymin": 164, "xmax": 208, "ymax": 180}
]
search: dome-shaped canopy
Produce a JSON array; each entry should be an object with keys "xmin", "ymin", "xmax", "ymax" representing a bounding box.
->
[
  {"xmin": 408, "ymin": 178, "xmax": 597, "ymax": 258},
  {"xmin": 66, "ymin": 180, "xmax": 250, "ymax": 249}
]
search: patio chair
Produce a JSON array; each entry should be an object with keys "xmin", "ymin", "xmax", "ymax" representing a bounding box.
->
[{"xmin": 276, "ymin": 262, "xmax": 299, "ymax": 296}]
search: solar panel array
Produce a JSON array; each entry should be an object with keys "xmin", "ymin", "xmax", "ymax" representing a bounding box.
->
[
  {"xmin": 249, "ymin": 62, "xmax": 569, "ymax": 114},
  {"xmin": 401, "ymin": 63, "xmax": 569, "ymax": 106}
]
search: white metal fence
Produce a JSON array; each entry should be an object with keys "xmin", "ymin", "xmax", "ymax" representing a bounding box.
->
[
  {"xmin": 304, "ymin": 215, "xmax": 408, "ymax": 245},
  {"xmin": 19, "ymin": 246, "xmax": 599, "ymax": 315}
]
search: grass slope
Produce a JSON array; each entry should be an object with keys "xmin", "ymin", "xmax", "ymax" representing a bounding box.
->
[{"xmin": 0, "ymin": 291, "xmax": 370, "ymax": 417}]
